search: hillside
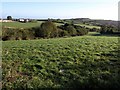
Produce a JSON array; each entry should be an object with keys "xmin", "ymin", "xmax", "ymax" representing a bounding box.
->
[
  {"xmin": 64, "ymin": 18, "xmax": 118, "ymax": 27},
  {"xmin": 2, "ymin": 35, "xmax": 120, "ymax": 89},
  {"xmin": 2, "ymin": 18, "xmax": 118, "ymax": 29}
]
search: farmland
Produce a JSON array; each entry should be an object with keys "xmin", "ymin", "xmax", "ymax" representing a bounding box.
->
[
  {"xmin": 1, "ymin": 22, "xmax": 41, "ymax": 29},
  {"xmin": 1, "ymin": 21, "xmax": 60, "ymax": 29},
  {"xmin": 75, "ymin": 23, "xmax": 101, "ymax": 29},
  {"xmin": 2, "ymin": 35, "xmax": 120, "ymax": 89},
  {"xmin": 1, "ymin": 21, "xmax": 100, "ymax": 29}
]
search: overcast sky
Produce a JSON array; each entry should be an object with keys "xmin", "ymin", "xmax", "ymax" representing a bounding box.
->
[{"xmin": 1, "ymin": 0, "xmax": 119, "ymax": 20}]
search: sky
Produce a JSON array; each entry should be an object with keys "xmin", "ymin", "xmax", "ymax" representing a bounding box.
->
[{"xmin": 1, "ymin": 0, "xmax": 119, "ymax": 20}]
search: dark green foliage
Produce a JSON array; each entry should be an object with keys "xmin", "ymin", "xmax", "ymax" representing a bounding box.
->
[
  {"xmin": 2, "ymin": 28, "xmax": 16, "ymax": 40},
  {"xmin": 58, "ymin": 23, "xmax": 88, "ymax": 36},
  {"xmin": 32, "ymin": 27, "xmax": 41, "ymax": 37},
  {"xmin": 100, "ymin": 25, "xmax": 118, "ymax": 34},
  {"xmin": 30, "ymin": 19, "xmax": 37, "ymax": 23},
  {"xmin": 2, "ymin": 27, "xmax": 35, "ymax": 41},
  {"xmin": 2, "ymin": 21, "xmax": 89, "ymax": 41},
  {"xmin": 75, "ymin": 25, "xmax": 88, "ymax": 36},
  {"xmin": 64, "ymin": 25, "xmax": 77, "ymax": 36},
  {"xmin": 7, "ymin": 16, "xmax": 12, "ymax": 20},
  {"xmin": 57, "ymin": 29, "xmax": 69, "ymax": 37},
  {"xmin": 39, "ymin": 21, "xmax": 58, "ymax": 38},
  {"xmin": 52, "ymin": 19, "xmax": 64, "ymax": 23},
  {"xmin": 89, "ymin": 28, "xmax": 99, "ymax": 32}
]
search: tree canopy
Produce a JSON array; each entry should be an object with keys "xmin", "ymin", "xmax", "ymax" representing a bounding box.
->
[{"xmin": 7, "ymin": 16, "xmax": 12, "ymax": 20}]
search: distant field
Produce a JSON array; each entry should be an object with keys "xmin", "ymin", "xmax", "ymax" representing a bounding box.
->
[
  {"xmin": 1, "ymin": 21, "xmax": 63, "ymax": 29},
  {"xmin": 75, "ymin": 23, "xmax": 101, "ymax": 29},
  {"xmin": 1, "ymin": 21, "xmax": 100, "ymax": 29},
  {"xmin": 1, "ymin": 22, "xmax": 41, "ymax": 28},
  {"xmin": 55, "ymin": 22, "xmax": 64, "ymax": 26},
  {"xmin": 2, "ymin": 35, "xmax": 120, "ymax": 89}
]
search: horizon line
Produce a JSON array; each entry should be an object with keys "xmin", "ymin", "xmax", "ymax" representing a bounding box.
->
[{"xmin": 0, "ymin": 17, "xmax": 118, "ymax": 21}]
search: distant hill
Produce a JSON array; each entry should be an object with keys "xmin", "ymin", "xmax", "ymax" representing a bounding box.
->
[
  {"xmin": 63, "ymin": 18, "xmax": 118, "ymax": 28},
  {"xmin": 88, "ymin": 20, "xmax": 118, "ymax": 27},
  {"xmin": 35, "ymin": 18, "xmax": 118, "ymax": 28}
]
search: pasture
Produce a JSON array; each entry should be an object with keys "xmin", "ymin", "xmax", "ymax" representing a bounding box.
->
[
  {"xmin": 75, "ymin": 23, "xmax": 101, "ymax": 29},
  {"xmin": 1, "ymin": 21, "xmax": 61, "ymax": 29},
  {"xmin": 1, "ymin": 22, "xmax": 41, "ymax": 29},
  {"xmin": 2, "ymin": 35, "xmax": 120, "ymax": 89},
  {"xmin": 1, "ymin": 21, "xmax": 100, "ymax": 29}
]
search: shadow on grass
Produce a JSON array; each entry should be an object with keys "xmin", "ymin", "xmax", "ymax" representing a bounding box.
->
[
  {"xmin": 88, "ymin": 32, "xmax": 120, "ymax": 37},
  {"xmin": 58, "ymin": 49, "xmax": 120, "ymax": 89}
]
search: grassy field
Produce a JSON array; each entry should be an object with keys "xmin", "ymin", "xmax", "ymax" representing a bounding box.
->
[
  {"xmin": 1, "ymin": 21, "xmax": 62, "ymax": 28},
  {"xmin": 1, "ymin": 22, "xmax": 41, "ymax": 28},
  {"xmin": 2, "ymin": 35, "xmax": 120, "ymax": 89},
  {"xmin": 75, "ymin": 23, "xmax": 101, "ymax": 29},
  {"xmin": 1, "ymin": 21, "xmax": 100, "ymax": 29}
]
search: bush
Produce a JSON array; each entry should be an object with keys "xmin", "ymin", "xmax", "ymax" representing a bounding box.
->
[
  {"xmin": 2, "ymin": 22, "xmax": 89, "ymax": 41},
  {"xmin": 2, "ymin": 27, "xmax": 35, "ymax": 41},
  {"xmin": 57, "ymin": 29, "xmax": 69, "ymax": 37},
  {"xmin": 2, "ymin": 28, "xmax": 15, "ymax": 40},
  {"xmin": 58, "ymin": 23, "xmax": 88, "ymax": 36},
  {"xmin": 32, "ymin": 27, "xmax": 40, "ymax": 37},
  {"xmin": 75, "ymin": 26, "xmax": 88, "ymax": 36},
  {"xmin": 89, "ymin": 28, "xmax": 99, "ymax": 32},
  {"xmin": 30, "ymin": 20, "xmax": 37, "ymax": 23},
  {"xmin": 65, "ymin": 25, "xmax": 77, "ymax": 36},
  {"xmin": 100, "ymin": 25, "xmax": 114, "ymax": 34},
  {"xmin": 7, "ymin": 16, "xmax": 12, "ymax": 20},
  {"xmin": 39, "ymin": 21, "xmax": 58, "ymax": 38}
]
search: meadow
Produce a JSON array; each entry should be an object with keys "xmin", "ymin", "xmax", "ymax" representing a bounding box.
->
[
  {"xmin": 1, "ymin": 21, "xmax": 61, "ymax": 29},
  {"xmin": 75, "ymin": 23, "xmax": 101, "ymax": 29},
  {"xmin": 2, "ymin": 35, "xmax": 120, "ymax": 89},
  {"xmin": 1, "ymin": 21, "xmax": 100, "ymax": 29},
  {"xmin": 1, "ymin": 22, "xmax": 41, "ymax": 29}
]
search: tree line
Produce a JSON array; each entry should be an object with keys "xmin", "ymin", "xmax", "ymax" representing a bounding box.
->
[
  {"xmin": 2, "ymin": 21, "xmax": 89, "ymax": 41},
  {"xmin": 2, "ymin": 20, "xmax": 119, "ymax": 41},
  {"xmin": 100, "ymin": 25, "xmax": 119, "ymax": 35}
]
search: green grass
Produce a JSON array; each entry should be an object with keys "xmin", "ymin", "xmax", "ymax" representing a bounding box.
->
[
  {"xmin": 1, "ymin": 21, "xmax": 63, "ymax": 29},
  {"xmin": 1, "ymin": 22, "xmax": 41, "ymax": 28},
  {"xmin": 75, "ymin": 23, "xmax": 101, "ymax": 29},
  {"xmin": 55, "ymin": 22, "xmax": 64, "ymax": 26},
  {"xmin": 1, "ymin": 21, "xmax": 100, "ymax": 29},
  {"xmin": 2, "ymin": 36, "xmax": 120, "ymax": 89}
]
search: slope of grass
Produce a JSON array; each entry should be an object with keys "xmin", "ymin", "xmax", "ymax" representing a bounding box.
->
[
  {"xmin": 55, "ymin": 23, "xmax": 64, "ymax": 26},
  {"xmin": 75, "ymin": 23, "xmax": 101, "ymax": 29},
  {"xmin": 1, "ymin": 22, "xmax": 41, "ymax": 28},
  {"xmin": 1, "ymin": 21, "xmax": 63, "ymax": 29},
  {"xmin": 2, "ymin": 36, "xmax": 120, "ymax": 89},
  {"xmin": 1, "ymin": 21, "xmax": 100, "ymax": 29}
]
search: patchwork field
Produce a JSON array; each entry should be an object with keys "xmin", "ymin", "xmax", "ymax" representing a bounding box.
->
[
  {"xmin": 2, "ymin": 35, "xmax": 120, "ymax": 89},
  {"xmin": 1, "ymin": 22, "xmax": 41, "ymax": 29},
  {"xmin": 75, "ymin": 23, "xmax": 101, "ymax": 29},
  {"xmin": 1, "ymin": 21, "xmax": 100, "ymax": 29}
]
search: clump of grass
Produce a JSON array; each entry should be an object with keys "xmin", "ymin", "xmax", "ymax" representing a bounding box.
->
[{"xmin": 2, "ymin": 36, "xmax": 120, "ymax": 89}]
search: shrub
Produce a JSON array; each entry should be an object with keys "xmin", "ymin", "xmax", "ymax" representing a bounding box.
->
[
  {"xmin": 30, "ymin": 20, "xmax": 37, "ymax": 23},
  {"xmin": 65, "ymin": 25, "xmax": 77, "ymax": 36},
  {"xmin": 100, "ymin": 25, "xmax": 114, "ymax": 34},
  {"xmin": 39, "ymin": 21, "xmax": 58, "ymax": 38},
  {"xmin": 58, "ymin": 23, "xmax": 88, "ymax": 36},
  {"xmin": 2, "ymin": 27, "xmax": 35, "ymax": 41},
  {"xmin": 57, "ymin": 29, "xmax": 69, "ymax": 37},
  {"xmin": 2, "ymin": 28, "xmax": 15, "ymax": 40},
  {"xmin": 89, "ymin": 28, "xmax": 99, "ymax": 32},
  {"xmin": 75, "ymin": 26, "xmax": 88, "ymax": 36},
  {"xmin": 7, "ymin": 16, "xmax": 12, "ymax": 20},
  {"xmin": 32, "ymin": 27, "xmax": 40, "ymax": 37}
]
